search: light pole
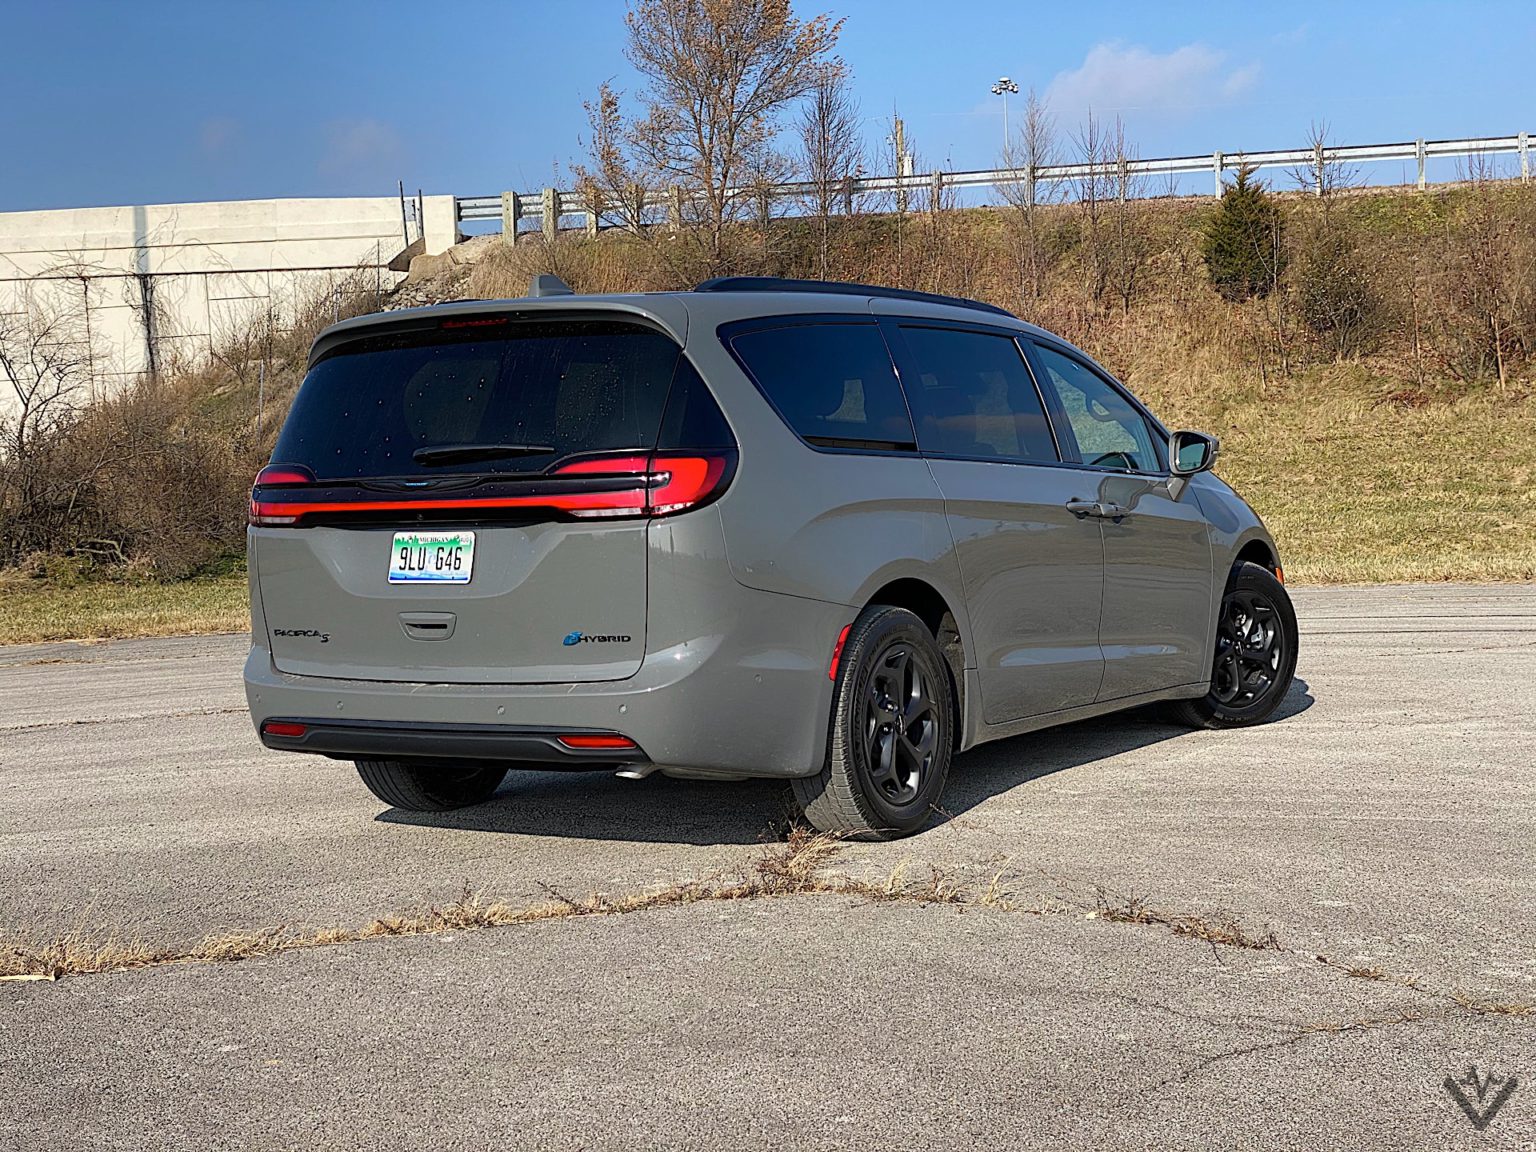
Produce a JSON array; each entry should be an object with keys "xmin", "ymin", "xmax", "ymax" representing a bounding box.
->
[{"xmin": 990, "ymin": 77, "xmax": 1019, "ymax": 151}]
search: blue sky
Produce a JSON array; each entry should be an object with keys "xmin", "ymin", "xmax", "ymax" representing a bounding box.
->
[{"xmin": 2, "ymin": 0, "xmax": 1531, "ymax": 211}]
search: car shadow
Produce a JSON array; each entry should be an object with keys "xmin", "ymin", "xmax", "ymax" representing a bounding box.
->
[{"xmin": 377, "ymin": 677, "xmax": 1314, "ymax": 844}]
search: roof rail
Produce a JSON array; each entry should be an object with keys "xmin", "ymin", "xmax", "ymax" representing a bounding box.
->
[{"xmin": 693, "ymin": 276, "xmax": 1014, "ymax": 318}]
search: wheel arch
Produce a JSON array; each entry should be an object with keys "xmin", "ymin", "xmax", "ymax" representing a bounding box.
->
[{"xmin": 1232, "ymin": 535, "xmax": 1282, "ymax": 580}]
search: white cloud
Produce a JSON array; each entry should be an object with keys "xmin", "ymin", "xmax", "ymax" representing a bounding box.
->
[
  {"xmin": 1044, "ymin": 42, "xmax": 1260, "ymax": 117},
  {"xmin": 318, "ymin": 118, "xmax": 405, "ymax": 180}
]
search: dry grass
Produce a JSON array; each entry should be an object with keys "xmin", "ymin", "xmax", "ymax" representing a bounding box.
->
[
  {"xmin": 0, "ymin": 571, "xmax": 248, "ymax": 645},
  {"xmin": 0, "ymin": 830, "xmax": 878, "ymax": 981},
  {"xmin": 1092, "ymin": 886, "xmax": 1282, "ymax": 951},
  {"xmin": 6, "ymin": 833, "xmax": 1534, "ymax": 1038},
  {"xmin": 1169, "ymin": 375, "xmax": 1536, "ymax": 584},
  {"xmin": 1345, "ymin": 965, "xmax": 1389, "ymax": 981},
  {"xmin": 0, "ymin": 831, "xmax": 1085, "ymax": 983},
  {"xmin": 1451, "ymin": 991, "xmax": 1536, "ymax": 1018}
]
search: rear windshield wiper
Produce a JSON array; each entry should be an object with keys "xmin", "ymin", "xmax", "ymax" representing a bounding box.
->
[{"xmin": 412, "ymin": 443, "xmax": 555, "ymax": 466}]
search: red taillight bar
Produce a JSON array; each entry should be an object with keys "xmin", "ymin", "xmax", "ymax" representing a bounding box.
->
[
  {"xmin": 249, "ymin": 452, "xmax": 732, "ymax": 527},
  {"xmin": 261, "ymin": 721, "xmax": 308, "ymax": 738}
]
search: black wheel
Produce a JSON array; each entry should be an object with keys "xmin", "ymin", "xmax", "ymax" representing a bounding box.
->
[
  {"xmin": 1172, "ymin": 562, "xmax": 1299, "ymax": 729},
  {"xmin": 793, "ymin": 606, "xmax": 954, "ymax": 840},
  {"xmin": 354, "ymin": 759, "xmax": 508, "ymax": 811}
]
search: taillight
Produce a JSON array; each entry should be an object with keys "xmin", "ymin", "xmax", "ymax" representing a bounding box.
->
[
  {"xmin": 250, "ymin": 464, "xmax": 315, "ymax": 526},
  {"xmin": 254, "ymin": 464, "xmax": 314, "ymax": 487},
  {"xmin": 247, "ymin": 452, "xmax": 733, "ymax": 527},
  {"xmin": 552, "ymin": 451, "xmax": 735, "ymax": 519},
  {"xmin": 261, "ymin": 720, "xmax": 308, "ymax": 738}
]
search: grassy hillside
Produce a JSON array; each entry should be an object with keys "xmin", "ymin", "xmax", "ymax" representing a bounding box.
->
[{"xmin": 1, "ymin": 181, "xmax": 1532, "ymax": 642}]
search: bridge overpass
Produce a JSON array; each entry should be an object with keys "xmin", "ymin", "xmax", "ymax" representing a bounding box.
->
[{"xmin": 0, "ymin": 193, "xmax": 460, "ymax": 406}]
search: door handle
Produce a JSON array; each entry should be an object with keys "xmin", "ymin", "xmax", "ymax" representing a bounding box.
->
[{"xmin": 1065, "ymin": 499, "xmax": 1129, "ymax": 522}]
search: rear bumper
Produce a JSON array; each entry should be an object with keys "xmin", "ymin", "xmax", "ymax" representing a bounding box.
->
[
  {"xmin": 243, "ymin": 583, "xmax": 850, "ymax": 780},
  {"xmin": 258, "ymin": 718, "xmax": 648, "ymax": 766}
]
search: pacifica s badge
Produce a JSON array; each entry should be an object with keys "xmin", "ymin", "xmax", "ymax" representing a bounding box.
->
[{"xmin": 274, "ymin": 627, "xmax": 331, "ymax": 644}]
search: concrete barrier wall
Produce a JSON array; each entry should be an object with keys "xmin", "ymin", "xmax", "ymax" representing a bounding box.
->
[{"xmin": 0, "ymin": 194, "xmax": 459, "ymax": 411}]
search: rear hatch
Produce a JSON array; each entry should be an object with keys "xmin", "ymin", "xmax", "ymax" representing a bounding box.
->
[{"xmin": 250, "ymin": 311, "xmax": 733, "ymax": 684}]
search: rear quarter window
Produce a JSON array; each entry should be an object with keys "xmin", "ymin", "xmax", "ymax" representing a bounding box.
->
[{"xmin": 725, "ymin": 321, "xmax": 915, "ymax": 450}]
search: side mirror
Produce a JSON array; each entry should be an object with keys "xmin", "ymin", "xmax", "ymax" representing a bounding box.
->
[{"xmin": 1169, "ymin": 430, "xmax": 1220, "ymax": 476}]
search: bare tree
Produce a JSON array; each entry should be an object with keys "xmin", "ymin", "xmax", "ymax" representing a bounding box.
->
[
  {"xmin": 0, "ymin": 289, "xmax": 92, "ymax": 467},
  {"xmin": 1101, "ymin": 117, "xmax": 1151, "ymax": 315},
  {"xmin": 1073, "ymin": 109, "xmax": 1118, "ymax": 305},
  {"xmin": 1290, "ymin": 122, "xmax": 1379, "ymax": 361},
  {"xmin": 0, "ymin": 285, "xmax": 95, "ymax": 559},
  {"xmin": 1431, "ymin": 157, "xmax": 1536, "ymax": 388},
  {"xmin": 1288, "ymin": 119, "xmax": 1360, "ymax": 206},
  {"xmin": 796, "ymin": 65, "xmax": 863, "ymax": 279},
  {"xmin": 576, "ymin": 0, "xmax": 843, "ymax": 273},
  {"xmin": 996, "ymin": 88, "xmax": 1063, "ymax": 300}
]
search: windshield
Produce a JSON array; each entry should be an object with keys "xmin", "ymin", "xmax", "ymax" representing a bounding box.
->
[{"xmin": 272, "ymin": 319, "xmax": 683, "ymax": 480}]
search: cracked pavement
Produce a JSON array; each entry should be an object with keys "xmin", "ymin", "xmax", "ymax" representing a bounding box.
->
[{"xmin": 1, "ymin": 584, "xmax": 1534, "ymax": 1149}]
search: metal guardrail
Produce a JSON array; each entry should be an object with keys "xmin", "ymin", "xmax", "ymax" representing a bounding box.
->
[{"xmin": 457, "ymin": 132, "xmax": 1534, "ymax": 232}]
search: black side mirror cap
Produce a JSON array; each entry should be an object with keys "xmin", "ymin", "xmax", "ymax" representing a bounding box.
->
[{"xmin": 1169, "ymin": 430, "xmax": 1220, "ymax": 476}]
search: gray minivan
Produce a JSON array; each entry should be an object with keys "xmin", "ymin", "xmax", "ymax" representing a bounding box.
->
[{"xmin": 245, "ymin": 277, "xmax": 1297, "ymax": 838}]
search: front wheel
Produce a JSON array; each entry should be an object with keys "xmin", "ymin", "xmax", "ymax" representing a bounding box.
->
[
  {"xmin": 793, "ymin": 606, "xmax": 955, "ymax": 840},
  {"xmin": 1172, "ymin": 562, "xmax": 1299, "ymax": 729},
  {"xmin": 355, "ymin": 759, "xmax": 508, "ymax": 811}
]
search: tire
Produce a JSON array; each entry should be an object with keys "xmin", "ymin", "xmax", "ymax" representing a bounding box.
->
[
  {"xmin": 794, "ymin": 606, "xmax": 955, "ymax": 840},
  {"xmin": 354, "ymin": 759, "xmax": 508, "ymax": 812},
  {"xmin": 1172, "ymin": 561, "xmax": 1299, "ymax": 729}
]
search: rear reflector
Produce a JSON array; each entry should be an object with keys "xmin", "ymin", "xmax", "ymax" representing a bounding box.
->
[
  {"xmin": 827, "ymin": 624, "xmax": 852, "ymax": 681},
  {"xmin": 556, "ymin": 734, "xmax": 639, "ymax": 751},
  {"xmin": 262, "ymin": 721, "xmax": 308, "ymax": 738}
]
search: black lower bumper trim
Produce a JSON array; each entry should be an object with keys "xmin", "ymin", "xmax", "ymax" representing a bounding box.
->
[{"xmin": 259, "ymin": 718, "xmax": 648, "ymax": 765}]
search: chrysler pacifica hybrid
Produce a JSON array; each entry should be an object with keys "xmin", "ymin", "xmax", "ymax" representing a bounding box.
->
[{"xmin": 245, "ymin": 276, "xmax": 1297, "ymax": 838}]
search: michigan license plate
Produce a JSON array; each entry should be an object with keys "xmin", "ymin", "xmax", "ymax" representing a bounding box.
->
[{"xmin": 389, "ymin": 531, "xmax": 475, "ymax": 584}]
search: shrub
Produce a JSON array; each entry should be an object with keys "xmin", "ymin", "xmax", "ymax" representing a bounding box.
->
[
  {"xmin": 1202, "ymin": 166, "xmax": 1285, "ymax": 302},
  {"xmin": 1294, "ymin": 220, "xmax": 1383, "ymax": 358}
]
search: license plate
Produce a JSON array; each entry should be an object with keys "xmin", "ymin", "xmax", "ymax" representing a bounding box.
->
[{"xmin": 389, "ymin": 531, "xmax": 475, "ymax": 584}]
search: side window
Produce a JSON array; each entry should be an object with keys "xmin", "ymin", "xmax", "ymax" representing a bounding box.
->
[
  {"xmin": 727, "ymin": 322, "xmax": 915, "ymax": 449},
  {"xmin": 1029, "ymin": 343, "xmax": 1161, "ymax": 472},
  {"xmin": 897, "ymin": 326, "xmax": 1058, "ymax": 462}
]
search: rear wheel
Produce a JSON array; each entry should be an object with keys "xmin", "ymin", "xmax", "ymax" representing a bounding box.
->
[
  {"xmin": 1172, "ymin": 562, "xmax": 1299, "ymax": 729},
  {"xmin": 354, "ymin": 759, "xmax": 508, "ymax": 811},
  {"xmin": 794, "ymin": 606, "xmax": 954, "ymax": 840}
]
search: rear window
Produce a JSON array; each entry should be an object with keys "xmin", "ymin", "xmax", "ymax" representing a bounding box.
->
[
  {"xmin": 274, "ymin": 319, "xmax": 687, "ymax": 479},
  {"xmin": 727, "ymin": 321, "xmax": 915, "ymax": 450}
]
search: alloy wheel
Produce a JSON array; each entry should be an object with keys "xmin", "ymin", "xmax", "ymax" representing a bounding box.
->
[
  {"xmin": 1212, "ymin": 589, "xmax": 1285, "ymax": 708},
  {"xmin": 862, "ymin": 643, "xmax": 939, "ymax": 805}
]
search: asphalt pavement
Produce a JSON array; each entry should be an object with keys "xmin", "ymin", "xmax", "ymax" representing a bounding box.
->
[{"xmin": 1, "ymin": 584, "xmax": 1533, "ymax": 1149}]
